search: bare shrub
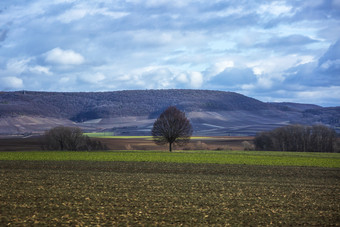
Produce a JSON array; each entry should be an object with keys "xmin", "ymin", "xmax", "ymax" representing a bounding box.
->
[
  {"xmin": 42, "ymin": 126, "xmax": 107, "ymax": 151},
  {"xmin": 182, "ymin": 144, "xmax": 195, "ymax": 150},
  {"xmin": 194, "ymin": 141, "xmax": 209, "ymax": 150},
  {"xmin": 215, "ymin": 145, "xmax": 232, "ymax": 151},
  {"xmin": 125, "ymin": 144, "xmax": 133, "ymax": 150},
  {"xmin": 242, "ymin": 141, "xmax": 254, "ymax": 151}
]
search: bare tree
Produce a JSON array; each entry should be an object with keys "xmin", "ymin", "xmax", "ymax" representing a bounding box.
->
[
  {"xmin": 42, "ymin": 126, "xmax": 107, "ymax": 151},
  {"xmin": 152, "ymin": 106, "xmax": 193, "ymax": 152},
  {"xmin": 43, "ymin": 126, "xmax": 82, "ymax": 151},
  {"xmin": 254, "ymin": 124, "xmax": 337, "ymax": 152}
]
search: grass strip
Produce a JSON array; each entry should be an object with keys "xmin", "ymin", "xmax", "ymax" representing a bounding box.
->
[{"xmin": 0, "ymin": 150, "xmax": 339, "ymax": 168}]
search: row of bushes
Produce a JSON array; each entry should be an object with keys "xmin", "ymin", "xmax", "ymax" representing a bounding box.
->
[{"xmin": 254, "ymin": 124, "xmax": 337, "ymax": 152}]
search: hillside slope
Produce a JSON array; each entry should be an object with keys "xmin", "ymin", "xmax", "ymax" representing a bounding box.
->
[{"xmin": 0, "ymin": 90, "xmax": 339, "ymax": 136}]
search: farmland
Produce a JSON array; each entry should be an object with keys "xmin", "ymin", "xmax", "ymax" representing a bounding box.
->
[
  {"xmin": 0, "ymin": 160, "xmax": 339, "ymax": 226},
  {"xmin": 0, "ymin": 135, "xmax": 252, "ymax": 151},
  {"xmin": 0, "ymin": 150, "xmax": 339, "ymax": 168},
  {"xmin": 0, "ymin": 136, "xmax": 339, "ymax": 225}
]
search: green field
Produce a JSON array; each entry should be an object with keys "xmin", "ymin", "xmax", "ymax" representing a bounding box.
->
[
  {"xmin": 0, "ymin": 150, "xmax": 339, "ymax": 168},
  {"xmin": 0, "ymin": 161, "xmax": 339, "ymax": 226},
  {"xmin": 84, "ymin": 133, "xmax": 152, "ymax": 139}
]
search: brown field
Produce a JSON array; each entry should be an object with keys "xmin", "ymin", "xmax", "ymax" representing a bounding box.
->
[
  {"xmin": 0, "ymin": 161, "xmax": 339, "ymax": 226},
  {"xmin": 0, "ymin": 136, "xmax": 252, "ymax": 151}
]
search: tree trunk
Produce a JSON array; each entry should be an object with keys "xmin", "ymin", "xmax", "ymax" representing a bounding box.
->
[{"xmin": 169, "ymin": 142, "xmax": 172, "ymax": 152}]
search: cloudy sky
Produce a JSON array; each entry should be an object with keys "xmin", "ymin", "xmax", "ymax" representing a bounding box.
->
[{"xmin": 0, "ymin": 0, "xmax": 339, "ymax": 106}]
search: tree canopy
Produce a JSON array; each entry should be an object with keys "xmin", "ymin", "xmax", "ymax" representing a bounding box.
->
[
  {"xmin": 152, "ymin": 106, "xmax": 193, "ymax": 152},
  {"xmin": 42, "ymin": 126, "xmax": 107, "ymax": 151}
]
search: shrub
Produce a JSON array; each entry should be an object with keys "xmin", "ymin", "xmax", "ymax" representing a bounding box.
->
[
  {"xmin": 195, "ymin": 141, "xmax": 209, "ymax": 150},
  {"xmin": 242, "ymin": 141, "xmax": 254, "ymax": 151},
  {"xmin": 125, "ymin": 144, "xmax": 133, "ymax": 150},
  {"xmin": 42, "ymin": 126, "xmax": 107, "ymax": 151},
  {"xmin": 215, "ymin": 146, "xmax": 232, "ymax": 151}
]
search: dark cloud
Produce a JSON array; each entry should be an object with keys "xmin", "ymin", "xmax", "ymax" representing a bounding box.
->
[
  {"xmin": 319, "ymin": 39, "xmax": 340, "ymax": 65},
  {"xmin": 317, "ymin": 39, "xmax": 340, "ymax": 83},
  {"xmin": 284, "ymin": 39, "xmax": 340, "ymax": 87}
]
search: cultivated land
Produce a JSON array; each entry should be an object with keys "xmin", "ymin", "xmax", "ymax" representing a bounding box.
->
[
  {"xmin": 0, "ymin": 150, "xmax": 340, "ymax": 168},
  {"xmin": 1, "ymin": 136, "xmax": 339, "ymax": 225},
  {"xmin": 0, "ymin": 135, "xmax": 252, "ymax": 151},
  {"xmin": 0, "ymin": 161, "xmax": 339, "ymax": 226}
]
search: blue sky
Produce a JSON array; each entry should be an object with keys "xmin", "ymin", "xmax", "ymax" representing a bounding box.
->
[{"xmin": 0, "ymin": 0, "xmax": 339, "ymax": 106}]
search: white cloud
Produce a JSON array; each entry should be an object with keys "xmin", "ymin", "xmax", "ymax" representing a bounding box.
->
[
  {"xmin": 247, "ymin": 55, "xmax": 313, "ymax": 78},
  {"xmin": 58, "ymin": 8, "xmax": 87, "ymax": 23},
  {"xmin": 207, "ymin": 60, "xmax": 234, "ymax": 78},
  {"xmin": 60, "ymin": 77, "xmax": 70, "ymax": 83},
  {"xmin": 5, "ymin": 58, "xmax": 51, "ymax": 76},
  {"xmin": 126, "ymin": 0, "xmax": 189, "ymax": 8},
  {"xmin": 0, "ymin": 0, "xmax": 338, "ymax": 106},
  {"xmin": 58, "ymin": 5, "xmax": 129, "ymax": 23},
  {"xmin": 30, "ymin": 65, "xmax": 51, "ymax": 75},
  {"xmin": 45, "ymin": 48, "xmax": 84, "ymax": 65},
  {"xmin": 257, "ymin": 76, "xmax": 273, "ymax": 89},
  {"xmin": 79, "ymin": 73, "xmax": 106, "ymax": 84},
  {"xmin": 6, "ymin": 58, "xmax": 31, "ymax": 75},
  {"xmin": 213, "ymin": 7, "xmax": 245, "ymax": 18},
  {"xmin": 0, "ymin": 76, "xmax": 24, "ymax": 89},
  {"xmin": 176, "ymin": 73, "xmax": 188, "ymax": 83},
  {"xmin": 53, "ymin": 0, "xmax": 77, "ymax": 3},
  {"xmin": 294, "ymin": 86, "xmax": 340, "ymax": 105},
  {"xmin": 189, "ymin": 72, "xmax": 203, "ymax": 88},
  {"xmin": 257, "ymin": 1, "xmax": 293, "ymax": 17}
]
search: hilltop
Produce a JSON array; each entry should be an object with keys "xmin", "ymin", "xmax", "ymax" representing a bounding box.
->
[{"xmin": 0, "ymin": 90, "xmax": 339, "ymax": 136}]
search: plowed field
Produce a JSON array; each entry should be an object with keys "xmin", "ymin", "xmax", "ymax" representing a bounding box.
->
[{"xmin": 0, "ymin": 161, "xmax": 339, "ymax": 226}]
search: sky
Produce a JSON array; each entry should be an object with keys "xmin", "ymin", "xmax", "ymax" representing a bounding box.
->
[{"xmin": 0, "ymin": 0, "xmax": 339, "ymax": 106}]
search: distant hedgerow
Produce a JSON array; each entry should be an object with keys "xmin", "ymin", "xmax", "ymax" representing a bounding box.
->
[{"xmin": 254, "ymin": 124, "xmax": 337, "ymax": 152}]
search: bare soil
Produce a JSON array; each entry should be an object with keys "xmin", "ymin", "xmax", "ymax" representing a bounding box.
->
[
  {"xmin": 0, "ymin": 161, "xmax": 339, "ymax": 226},
  {"xmin": 0, "ymin": 136, "xmax": 253, "ymax": 151}
]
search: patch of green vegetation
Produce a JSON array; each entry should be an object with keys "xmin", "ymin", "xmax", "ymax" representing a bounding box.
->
[
  {"xmin": 84, "ymin": 133, "xmax": 152, "ymax": 139},
  {"xmin": 84, "ymin": 132, "xmax": 115, "ymax": 137},
  {"xmin": 0, "ymin": 150, "xmax": 339, "ymax": 168},
  {"xmin": 191, "ymin": 136, "xmax": 215, "ymax": 140}
]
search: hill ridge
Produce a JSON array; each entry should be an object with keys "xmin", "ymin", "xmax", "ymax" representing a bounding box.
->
[{"xmin": 0, "ymin": 89, "xmax": 339, "ymax": 136}]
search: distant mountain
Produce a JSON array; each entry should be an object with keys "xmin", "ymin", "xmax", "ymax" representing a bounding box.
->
[{"xmin": 0, "ymin": 90, "xmax": 339, "ymax": 136}]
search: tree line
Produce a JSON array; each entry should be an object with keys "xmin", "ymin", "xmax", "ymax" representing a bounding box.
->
[
  {"xmin": 254, "ymin": 124, "xmax": 337, "ymax": 152},
  {"xmin": 42, "ymin": 109, "xmax": 338, "ymax": 153}
]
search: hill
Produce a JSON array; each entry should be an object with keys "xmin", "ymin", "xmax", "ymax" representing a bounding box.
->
[{"xmin": 0, "ymin": 90, "xmax": 339, "ymax": 136}]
